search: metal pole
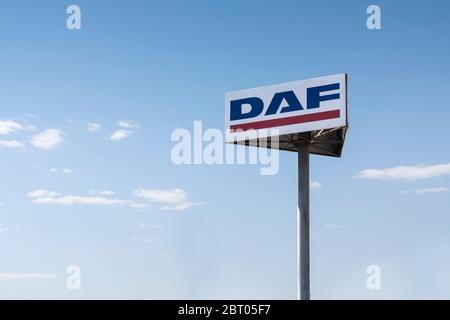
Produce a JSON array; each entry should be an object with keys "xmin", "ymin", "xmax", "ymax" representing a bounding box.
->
[{"xmin": 297, "ymin": 142, "xmax": 310, "ymax": 300}]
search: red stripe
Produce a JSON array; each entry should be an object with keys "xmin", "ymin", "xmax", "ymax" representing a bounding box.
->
[{"xmin": 230, "ymin": 109, "xmax": 341, "ymax": 132}]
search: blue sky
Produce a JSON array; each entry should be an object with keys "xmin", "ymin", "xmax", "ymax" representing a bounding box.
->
[{"xmin": 1, "ymin": 0, "xmax": 450, "ymax": 299}]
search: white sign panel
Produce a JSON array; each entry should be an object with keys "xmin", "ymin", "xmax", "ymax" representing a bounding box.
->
[{"xmin": 225, "ymin": 74, "xmax": 347, "ymax": 143}]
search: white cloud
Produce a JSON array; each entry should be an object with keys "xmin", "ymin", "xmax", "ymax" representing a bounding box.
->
[
  {"xmin": 134, "ymin": 188, "xmax": 203, "ymax": 211},
  {"xmin": 355, "ymin": 163, "xmax": 450, "ymax": 181},
  {"xmin": 413, "ymin": 187, "xmax": 449, "ymax": 195},
  {"xmin": 30, "ymin": 129, "xmax": 64, "ymax": 150},
  {"xmin": 86, "ymin": 123, "xmax": 101, "ymax": 132},
  {"xmin": 130, "ymin": 203, "xmax": 150, "ymax": 210},
  {"xmin": 89, "ymin": 190, "xmax": 115, "ymax": 196},
  {"xmin": 32, "ymin": 195, "xmax": 127, "ymax": 206},
  {"xmin": 118, "ymin": 120, "xmax": 139, "ymax": 129},
  {"xmin": 0, "ymin": 272, "xmax": 57, "ymax": 281},
  {"xmin": 0, "ymin": 120, "xmax": 25, "ymax": 135},
  {"xmin": 161, "ymin": 202, "xmax": 195, "ymax": 211},
  {"xmin": 110, "ymin": 129, "xmax": 132, "ymax": 141},
  {"xmin": 310, "ymin": 181, "xmax": 322, "ymax": 189},
  {"xmin": 27, "ymin": 190, "xmax": 148, "ymax": 210},
  {"xmin": 0, "ymin": 140, "xmax": 24, "ymax": 149},
  {"xmin": 27, "ymin": 190, "xmax": 60, "ymax": 198},
  {"xmin": 49, "ymin": 168, "xmax": 73, "ymax": 174},
  {"xmin": 109, "ymin": 121, "xmax": 138, "ymax": 141},
  {"xmin": 134, "ymin": 188, "xmax": 187, "ymax": 205}
]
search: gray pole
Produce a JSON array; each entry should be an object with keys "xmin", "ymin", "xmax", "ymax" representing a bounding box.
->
[{"xmin": 297, "ymin": 142, "xmax": 310, "ymax": 300}]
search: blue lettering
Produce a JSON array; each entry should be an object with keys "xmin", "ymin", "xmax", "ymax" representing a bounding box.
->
[
  {"xmin": 265, "ymin": 91, "xmax": 304, "ymax": 115},
  {"xmin": 307, "ymin": 83, "xmax": 340, "ymax": 109},
  {"xmin": 230, "ymin": 97, "xmax": 264, "ymax": 121}
]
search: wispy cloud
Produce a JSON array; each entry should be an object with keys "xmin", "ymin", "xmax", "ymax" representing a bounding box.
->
[
  {"xmin": 27, "ymin": 190, "xmax": 148, "ymax": 210},
  {"xmin": 27, "ymin": 190, "xmax": 60, "ymax": 198},
  {"xmin": 86, "ymin": 123, "xmax": 101, "ymax": 132},
  {"xmin": 134, "ymin": 188, "xmax": 203, "ymax": 211},
  {"xmin": 109, "ymin": 120, "xmax": 139, "ymax": 141},
  {"xmin": 110, "ymin": 129, "xmax": 132, "ymax": 141},
  {"xmin": 0, "ymin": 272, "xmax": 58, "ymax": 281},
  {"xmin": 130, "ymin": 203, "xmax": 149, "ymax": 210},
  {"xmin": 0, "ymin": 140, "xmax": 24, "ymax": 149},
  {"xmin": 49, "ymin": 168, "xmax": 73, "ymax": 174},
  {"xmin": 134, "ymin": 188, "xmax": 187, "ymax": 205},
  {"xmin": 161, "ymin": 202, "xmax": 196, "ymax": 211},
  {"xmin": 30, "ymin": 129, "xmax": 64, "ymax": 150},
  {"xmin": 31, "ymin": 195, "xmax": 128, "ymax": 206},
  {"xmin": 118, "ymin": 120, "xmax": 139, "ymax": 129},
  {"xmin": 0, "ymin": 119, "xmax": 28, "ymax": 135},
  {"xmin": 0, "ymin": 119, "xmax": 31, "ymax": 149},
  {"xmin": 89, "ymin": 190, "xmax": 116, "ymax": 196},
  {"xmin": 413, "ymin": 187, "xmax": 449, "ymax": 195},
  {"xmin": 310, "ymin": 181, "xmax": 322, "ymax": 189},
  {"xmin": 355, "ymin": 163, "xmax": 450, "ymax": 181}
]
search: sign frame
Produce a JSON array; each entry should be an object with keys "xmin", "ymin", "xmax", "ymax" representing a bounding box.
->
[{"xmin": 225, "ymin": 74, "xmax": 348, "ymax": 157}]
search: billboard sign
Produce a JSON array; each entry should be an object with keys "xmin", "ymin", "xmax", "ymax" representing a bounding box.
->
[{"xmin": 225, "ymin": 74, "xmax": 347, "ymax": 143}]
